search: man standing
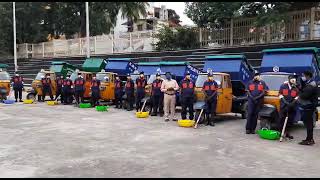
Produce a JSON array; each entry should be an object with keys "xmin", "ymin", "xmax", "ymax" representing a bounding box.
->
[
  {"xmin": 202, "ymin": 72, "xmax": 218, "ymax": 126},
  {"xmin": 63, "ymin": 74, "xmax": 73, "ymax": 105},
  {"xmin": 161, "ymin": 72, "xmax": 179, "ymax": 122},
  {"xmin": 125, "ymin": 74, "xmax": 135, "ymax": 111},
  {"xmin": 136, "ymin": 72, "xmax": 147, "ymax": 112},
  {"xmin": 278, "ymin": 74, "xmax": 299, "ymax": 139},
  {"xmin": 11, "ymin": 73, "xmax": 24, "ymax": 102},
  {"xmin": 246, "ymin": 71, "xmax": 268, "ymax": 134},
  {"xmin": 114, "ymin": 75, "xmax": 123, "ymax": 109},
  {"xmin": 55, "ymin": 75, "xmax": 64, "ymax": 103},
  {"xmin": 151, "ymin": 73, "xmax": 164, "ymax": 116},
  {"xmin": 74, "ymin": 73, "xmax": 85, "ymax": 104},
  {"xmin": 90, "ymin": 75, "xmax": 101, "ymax": 107},
  {"xmin": 298, "ymin": 71, "xmax": 317, "ymax": 145},
  {"xmin": 41, "ymin": 74, "xmax": 54, "ymax": 102},
  {"xmin": 180, "ymin": 72, "xmax": 195, "ymax": 121}
]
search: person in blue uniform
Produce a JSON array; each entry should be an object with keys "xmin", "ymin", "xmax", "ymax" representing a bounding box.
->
[
  {"xmin": 278, "ymin": 74, "xmax": 299, "ymax": 139},
  {"xmin": 125, "ymin": 74, "xmax": 135, "ymax": 111},
  {"xmin": 114, "ymin": 75, "xmax": 123, "ymax": 109},
  {"xmin": 55, "ymin": 75, "xmax": 64, "ymax": 103},
  {"xmin": 41, "ymin": 74, "xmax": 54, "ymax": 102},
  {"xmin": 135, "ymin": 71, "xmax": 147, "ymax": 112},
  {"xmin": 151, "ymin": 73, "xmax": 164, "ymax": 116},
  {"xmin": 11, "ymin": 73, "xmax": 24, "ymax": 102},
  {"xmin": 202, "ymin": 72, "xmax": 218, "ymax": 126},
  {"xmin": 62, "ymin": 74, "xmax": 73, "ymax": 105},
  {"xmin": 74, "ymin": 73, "xmax": 85, "ymax": 104},
  {"xmin": 246, "ymin": 71, "xmax": 269, "ymax": 134},
  {"xmin": 90, "ymin": 75, "xmax": 101, "ymax": 107},
  {"xmin": 180, "ymin": 72, "xmax": 195, "ymax": 120}
]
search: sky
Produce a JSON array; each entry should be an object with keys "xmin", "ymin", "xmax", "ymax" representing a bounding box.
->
[{"xmin": 152, "ymin": 2, "xmax": 195, "ymax": 26}]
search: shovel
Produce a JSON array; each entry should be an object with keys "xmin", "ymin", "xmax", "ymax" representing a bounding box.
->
[
  {"xmin": 279, "ymin": 116, "xmax": 289, "ymax": 142},
  {"xmin": 194, "ymin": 109, "xmax": 204, "ymax": 129}
]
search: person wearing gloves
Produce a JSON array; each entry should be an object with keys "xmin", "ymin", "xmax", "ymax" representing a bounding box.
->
[
  {"xmin": 246, "ymin": 71, "xmax": 269, "ymax": 134},
  {"xmin": 55, "ymin": 75, "xmax": 64, "ymax": 103},
  {"xmin": 11, "ymin": 73, "xmax": 24, "ymax": 102},
  {"xmin": 160, "ymin": 72, "xmax": 179, "ymax": 122},
  {"xmin": 150, "ymin": 73, "xmax": 164, "ymax": 116},
  {"xmin": 114, "ymin": 75, "xmax": 124, "ymax": 109},
  {"xmin": 135, "ymin": 71, "xmax": 147, "ymax": 112},
  {"xmin": 297, "ymin": 71, "xmax": 317, "ymax": 145},
  {"xmin": 74, "ymin": 73, "xmax": 85, "ymax": 105},
  {"xmin": 125, "ymin": 74, "xmax": 135, "ymax": 111},
  {"xmin": 180, "ymin": 72, "xmax": 195, "ymax": 121},
  {"xmin": 202, "ymin": 72, "xmax": 218, "ymax": 126},
  {"xmin": 41, "ymin": 74, "xmax": 54, "ymax": 102},
  {"xmin": 90, "ymin": 75, "xmax": 101, "ymax": 107},
  {"xmin": 62, "ymin": 74, "xmax": 73, "ymax": 105},
  {"xmin": 278, "ymin": 74, "xmax": 299, "ymax": 139}
]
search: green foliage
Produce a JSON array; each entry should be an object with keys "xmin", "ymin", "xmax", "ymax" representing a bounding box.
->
[
  {"xmin": 185, "ymin": 2, "xmax": 319, "ymax": 28},
  {"xmin": 0, "ymin": 2, "xmax": 148, "ymax": 56},
  {"xmin": 153, "ymin": 25, "xmax": 200, "ymax": 51}
]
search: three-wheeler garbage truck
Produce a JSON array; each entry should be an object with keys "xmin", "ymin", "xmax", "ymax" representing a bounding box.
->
[
  {"xmin": 194, "ymin": 55, "xmax": 254, "ymax": 122},
  {"xmin": 0, "ymin": 64, "xmax": 11, "ymax": 102},
  {"xmin": 258, "ymin": 47, "xmax": 320, "ymax": 129}
]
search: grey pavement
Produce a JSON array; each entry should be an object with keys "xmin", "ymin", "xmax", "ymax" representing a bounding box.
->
[{"xmin": 0, "ymin": 96, "xmax": 319, "ymax": 177}]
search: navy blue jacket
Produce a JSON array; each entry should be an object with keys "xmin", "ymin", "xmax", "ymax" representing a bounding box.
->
[
  {"xmin": 125, "ymin": 80, "xmax": 135, "ymax": 95},
  {"xmin": 41, "ymin": 78, "xmax": 52, "ymax": 88},
  {"xmin": 246, "ymin": 80, "xmax": 268, "ymax": 102},
  {"xmin": 180, "ymin": 78, "xmax": 195, "ymax": 98},
  {"xmin": 11, "ymin": 76, "xmax": 23, "ymax": 89},
  {"xmin": 136, "ymin": 77, "xmax": 147, "ymax": 94},
  {"xmin": 152, "ymin": 79, "xmax": 163, "ymax": 96},
  {"xmin": 202, "ymin": 80, "xmax": 218, "ymax": 98},
  {"xmin": 74, "ymin": 77, "xmax": 85, "ymax": 91},
  {"xmin": 115, "ymin": 79, "xmax": 123, "ymax": 94},
  {"xmin": 279, "ymin": 82, "xmax": 299, "ymax": 109}
]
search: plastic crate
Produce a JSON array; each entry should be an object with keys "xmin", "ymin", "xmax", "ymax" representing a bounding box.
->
[
  {"xmin": 79, "ymin": 103, "xmax": 92, "ymax": 108},
  {"xmin": 257, "ymin": 128, "xmax": 280, "ymax": 140},
  {"xmin": 96, "ymin": 105, "xmax": 109, "ymax": 112},
  {"xmin": 178, "ymin": 119, "xmax": 195, "ymax": 127}
]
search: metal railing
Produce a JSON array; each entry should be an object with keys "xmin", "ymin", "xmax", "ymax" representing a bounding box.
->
[{"xmin": 16, "ymin": 8, "xmax": 320, "ymax": 59}]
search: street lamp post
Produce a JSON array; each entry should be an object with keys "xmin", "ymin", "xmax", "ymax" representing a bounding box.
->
[
  {"xmin": 85, "ymin": 2, "xmax": 90, "ymax": 58},
  {"xmin": 13, "ymin": 2, "xmax": 17, "ymax": 72}
]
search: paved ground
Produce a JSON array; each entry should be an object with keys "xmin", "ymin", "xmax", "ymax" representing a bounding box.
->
[{"xmin": 0, "ymin": 96, "xmax": 320, "ymax": 177}]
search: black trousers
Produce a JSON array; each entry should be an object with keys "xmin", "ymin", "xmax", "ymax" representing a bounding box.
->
[
  {"xmin": 91, "ymin": 90, "xmax": 100, "ymax": 107},
  {"xmin": 42, "ymin": 86, "xmax": 53, "ymax": 101},
  {"xmin": 152, "ymin": 94, "xmax": 164, "ymax": 114},
  {"xmin": 115, "ymin": 92, "xmax": 123, "ymax": 107},
  {"xmin": 246, "ymin": 99, "xmax": 262, "ymax": 131},
  {"xmin": 126, "ymin": 93, "xmax": 134, "ymax": 110},
  {"xmin": 63, "ymin": 89, "xmax": 72, "ymax": 104},
  {"xmin": 301, "ymin": 109, "xmax": 314, "ymax": 141},
  {"xmin": 55, "ymin": 88, "xmax": 63, "ymax": 103},
  {"xmin": 181, "ymin": 97, "xmax": 194, "ymax": 120},
  {"xmin": 14, "ymin": 87, "xmax": 22, "ymax": 100},
  {"xmin": 205, "ymin": 98, "xmax": 217, "ymax": 116},
  {"xmin": 278, "ymin": 105, "xmax": 296, "ymax": 133},
  {"xmin": 74, "ymin": 90, "xmax": 84, "ymax": 104},
  {"xmin": 136, "ymin": 91, "xmax": 145, "ymax": 111}
]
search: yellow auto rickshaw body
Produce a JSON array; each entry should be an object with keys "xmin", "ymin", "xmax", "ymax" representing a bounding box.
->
[
  {"xmin": 31, "ymin": 70, "xmax": 57, "ymax": 96},
  {"xmin": 96, "ymin": 71, "xmax": 118, "ymax": 101},
  {"xmin": 0, "ymin": 70, "xmax": 11, "ymax": 96},
  {"xmin": 195, "ymin": 72, "xmax": 233, "ymax": 114}
]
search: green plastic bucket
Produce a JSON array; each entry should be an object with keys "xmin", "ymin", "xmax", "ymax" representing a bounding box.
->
[
  {"xmin": 257, "ymin": 128, "xmax": 281, "ymax": 140},
  {"xmin": 79, "ymin": 103, "xmax": 92, "ymax": 108},
  {"xmin": 96, "ymin": 105, "xmax": 109, "ymax": 112}
]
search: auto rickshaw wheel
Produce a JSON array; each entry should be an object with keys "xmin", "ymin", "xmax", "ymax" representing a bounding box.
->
[
  {"xmin": 195, "ymin": 109, "xmax": 205, "ymax": 124},
  {"xmin": 26, "ymin": 93, "xmax": 36, "ymax": 100}
]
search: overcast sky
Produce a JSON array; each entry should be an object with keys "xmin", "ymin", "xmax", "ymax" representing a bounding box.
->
[{"xmin": 152, "ymin": 2, "xmax": 195, "ymax": 26}]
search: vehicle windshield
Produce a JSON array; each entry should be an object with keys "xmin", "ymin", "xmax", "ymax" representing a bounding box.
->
[
  {"xmin": 0, "ymin": 72, "xmax": 10, "ymax": 80},
  {"xmin": 70, "ymin": 72, "xmax": 77, "ymax": 81},
  {"xmin": 96, "ymin": 73, "xmax": 109, "ymax": 82},
  {"xmin": 50, "ymin": 65, "xmax": 63, "ymax": 73},
  {"xmin": 147, "ymin": 74, "xmax": 167, "ymax": 84},
  {"xmin": 35, "ymin": 72, "xmax": 46, "ymax": 80},
  {"xmin": 195, "ymin": 74, "xmax": 222, "ymax": 87},
  {"xmin": 260, "ymin": 74, "xmax": 289, "ymax": 91}
]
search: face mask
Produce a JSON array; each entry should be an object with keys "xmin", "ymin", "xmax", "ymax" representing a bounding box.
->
[
  {"xmin": 93, "ymin": 77, "xmax": 96, "ymax": 80},
  {"xmin": 166, "ymin": 75, "xmax": 171, "ymax": 80},
  {"xmin": 208, "ymin": 77, "xmax": 213, "ymax": 81},
  {"xmin": 15, "ymin": 74, "xmax": 19, "ymax": 76},
  {"xmin": 289, "ymin": 79, "xmax": 296, "ymax": 84},
  {"xmin": 47, "ymin": 76, "xmax": 50, "ymax": 79},
  {"xmin": 67, "ymin": 77, "xmax": 70, "ymax": 79},
  {"xmin": 156, "ymin": 76, "xmax": 160, "ymax": 80},
  {"xmin": 140, "ymin": 75, "xmax": 144, "ymax": 78},
  {"xmin": 301, "ymin": 76, "xmax": 307, "ymax": 81},
  {"xmin": 186, "ymin": 76, "xmax": 191, "ymax": 80},
  {"xmin": 254, "ymin": 76, "xmax": 260, "ymax": 81},
  {"xmin": 41, "ymin": 76, "xmax": 45, "ymax": 79}
]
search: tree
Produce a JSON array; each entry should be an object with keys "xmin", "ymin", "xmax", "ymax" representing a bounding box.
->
[
  {"xmin": 153, "ymin": 25, "xmax": 200, "ymax": 51},
  {"xmin": 185, "ymin": 2, "xmax": 320, "ymax": 28}
]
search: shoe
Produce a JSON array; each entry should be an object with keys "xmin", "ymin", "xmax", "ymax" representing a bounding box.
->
[
  {"xmin": 159, "ymin": 113, "xmax": 164, "ymax": 117},
  {"xmin": 299, "ymin": 139, "xmax": 315, "ymax": 145},
  {"xmin": 250, "ymin": 130, "xmax": 256, "ymax": 134},
  {"xmin": 15, "ymin": 99, "xmax": 17, "ymax": 102},
  {"xmin": 246, "ymin": 130, "xmax": 251, "ymax": 134},
  {"xmin": 165, "ymin": 118, "xmax": 169, "ymax": 122},
  {"xmin": 151, "ymin": 113, "xmax": 157, "ymax": 116},
  {"xmin": 115, "ymin": 105, "xmax": 118, "ymax": 108},
  {"xmin": 19, "ymin": 99, "xmax": 23, "ymax": 102},
  {"xmin": 209, "ymin": 121, "xmax": 215, "ymax": 126},
  {"xmin": 172, "ymin": 119, "xmax": 178, "ymax": 121},
  {"xmin": 285, "ymin": 134, "xmax": 294, "ymax": 140}
]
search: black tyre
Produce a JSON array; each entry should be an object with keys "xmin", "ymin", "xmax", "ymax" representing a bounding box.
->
[{"xmin": 26, "ymin": 93, "xmax": 36, "ymax": 100}]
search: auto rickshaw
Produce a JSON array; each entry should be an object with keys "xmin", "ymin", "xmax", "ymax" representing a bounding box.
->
[
  {"xmin": 0, "ymin": 64, "xmax": 11, "ymax": 102},
  {"xmin": 257, "ymin": 47, "xmax": 320, "ymax": 129},
  {"xmin": 26, "ymin": 69, "xmax": 57, "ymax": 101},
  {"xmin": 96, "ymin": 70, "xmax": 118, "ymax": 102}
]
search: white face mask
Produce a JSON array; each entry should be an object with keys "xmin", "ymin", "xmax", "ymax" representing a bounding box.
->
[
  {"xmin": 301, "ymin": 76, "xmax": 307, "ymax": 81},
  {"xmin": 67, "ymin": 77, "xmax": 70, "ymax": 79},
  {"xmin": 47, "ymin": 76, "xmax": 50, "ymax": 79}
]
